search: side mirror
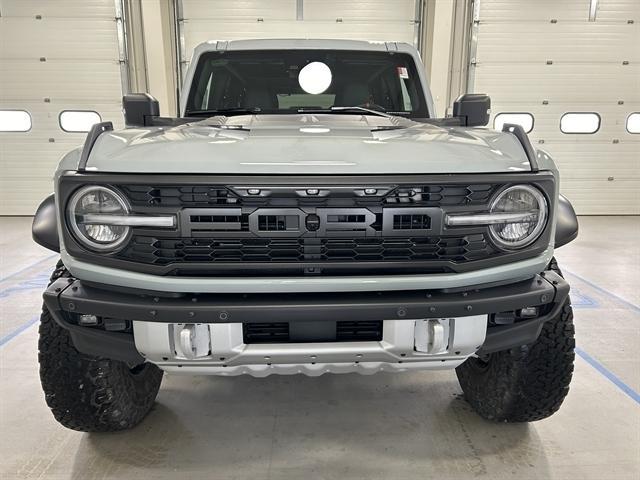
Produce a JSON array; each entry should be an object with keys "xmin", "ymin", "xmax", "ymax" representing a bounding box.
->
[
  {"xmin": 123, "ymin": 93, "xmax": 160, "ymax": 127},
  {"xmin": 452, "ymin": 94, "xmax": 491, "ymax": 127}
]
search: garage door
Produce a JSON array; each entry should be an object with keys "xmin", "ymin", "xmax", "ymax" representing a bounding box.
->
[
  {"xmin": 177, "ymin": 0, "xmax": 421, "ymax": 81},
  {"xmin": 470, "ymin": 0, "xmax": 640, "ymax": 214},
  {"xmin": 0, "ymin": 0, "xmax": 126, "ymax": 215}
]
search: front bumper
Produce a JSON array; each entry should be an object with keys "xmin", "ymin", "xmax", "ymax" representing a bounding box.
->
[{"xmin": 43, "ymin": 269, "xmax": 570, "ymax": 374}]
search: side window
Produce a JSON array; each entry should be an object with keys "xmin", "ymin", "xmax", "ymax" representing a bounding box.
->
[
  {"xmin": 560, "ymin": 112, "xmax": 600, "ymax": 134},
  {"xmin": 0, "ymin": 110, "xmax": 32, "ymax": 132},
  {"xmin": 59, "ymin": 110, "xmax": 101, "ymax": 133},
  {"xmin": 494, "ymin": 113, "xmax": 534, "ymax": 133},
  {"xmin": 626, "ymin": 113, "xmax": 640, "ymax": 134}
]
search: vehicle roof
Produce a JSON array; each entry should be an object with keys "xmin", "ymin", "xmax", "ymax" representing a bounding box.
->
[{"xmin": 192, "ymin": 38, "xmax": 418, "ymax": 54}]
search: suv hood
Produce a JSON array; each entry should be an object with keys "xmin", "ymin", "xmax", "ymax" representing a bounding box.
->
[{"xmin": 83, "ymin": 114, "xmax": 532, "ymax": 174}]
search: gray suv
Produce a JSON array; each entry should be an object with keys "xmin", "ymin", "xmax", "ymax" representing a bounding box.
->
[{"xmin": 33, "ymin": 39, "xmax": 578, "ymax": 431}]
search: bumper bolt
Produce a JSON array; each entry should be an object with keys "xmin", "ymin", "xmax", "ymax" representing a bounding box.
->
[
  {"xmin": 68, "ymin": 302, "xmax": 75, "ymax": 311},
  {"xmin": 429, "ymin": 306, "xmax": 436, "ymax": 313},
  {"xmin": 150, "ymin": 310, "xmax": 157, "ymax": 317},
  {"xmin": 466, "ymin": 305, "xmax": 473, "ymax": 312},
  {"xmin": 397, "ymin": 307, "xmax": 407, "ymax": 317},
  {"xmin": 219, "ymin": 311, "xmax": 229, "ymax": 321},
  {"xmin": 462, "ymin": 292, "xmax": 468, "ymax": 297},
  {"xmin": 540, "ymin": 294, "xmax": 549, "ymax": 303},
  {"xmin": 153, "ymin": 297, "xmax": 159, "ymax": 303},
  {"xmin": 188, "ymin": 311, "xmax": 195, "ymax": 318}
]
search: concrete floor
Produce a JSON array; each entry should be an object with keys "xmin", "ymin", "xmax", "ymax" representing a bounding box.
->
[{"xmin": 1, "ymin": 216, "xmax": 638, "ymax": 480}]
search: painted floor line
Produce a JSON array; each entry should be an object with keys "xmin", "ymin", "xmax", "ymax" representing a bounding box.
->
[
  {"xmin": 0, "ymin": 254, "xmax": 57, "ymax": 283},
  {"xmin": 564, "ymin": 268, "xmax": 640, "ymax": 313},
  {"xmin": 0, "ymin": 316, "xmax": 39, "ymax": 348},
  {"xmin": 576, "ymin": 347, "xmax": 640, "ymax": 405}
]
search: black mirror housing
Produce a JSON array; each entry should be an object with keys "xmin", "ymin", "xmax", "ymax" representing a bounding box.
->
[
  {"xmin": 453, "ymin": 94, "xmax": 491, "ymax": 127},
  {"xmin": 123, "ymin": 93, "xmax": 160, "ymax": 127}
]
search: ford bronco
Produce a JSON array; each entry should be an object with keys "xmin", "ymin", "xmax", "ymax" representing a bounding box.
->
[{"xmin": 33, "ymin": 39, "xmax": 578, "ymax": 431}]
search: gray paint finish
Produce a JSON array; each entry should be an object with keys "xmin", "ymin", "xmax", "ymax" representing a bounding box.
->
[{"xmin": 83, "ymin": 114, "xmax": 533, "ymax": 174}]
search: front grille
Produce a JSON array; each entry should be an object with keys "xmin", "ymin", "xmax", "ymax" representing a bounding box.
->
[
  {"xmin": 120, "ymin": 235, "xmax": 494, "ymax": 265},
  {"xmin": 243, "ymin": 321, "xmax": 384, "ymax": 344},
  {"xmin": 122, "ymin": 185, "xmax": 240, "ymax": 207},
  {"xmin": 121, "ymin": 183, "xmax": 497, "ymax": 208}
]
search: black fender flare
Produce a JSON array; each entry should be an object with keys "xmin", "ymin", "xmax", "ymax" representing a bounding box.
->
[
  {"xmin": 32, "ymin": 194, "xmax": 60, "ymax": 253},
  {"xmin": 555, "ymin": 194, "xmax": 579, "ymax": 248}
]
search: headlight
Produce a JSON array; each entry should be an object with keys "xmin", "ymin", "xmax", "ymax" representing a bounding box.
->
[
  {"xmin": 489, "ymin": 185, "xmax": 548, "ymax": 249},
  {"xmin": 67, "ymin": 185, "xmax": 131, "ymax": 251}
]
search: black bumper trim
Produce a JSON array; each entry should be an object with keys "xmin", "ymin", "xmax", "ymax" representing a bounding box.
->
[{"xmin": 43, "ymin": 271, "xmax": 569, "ymax": 359}]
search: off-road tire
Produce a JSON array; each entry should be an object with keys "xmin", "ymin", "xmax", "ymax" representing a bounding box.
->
[
  {"xmin": 38, "ymin": 261, "xmax": 163, "ymax": 432},
  {"xmin": 455, "ymin": 258, "xmax": 575, "ymax": 422}
]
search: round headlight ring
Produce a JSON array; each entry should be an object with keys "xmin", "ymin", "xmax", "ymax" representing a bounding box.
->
[
  {"xmin": 67, "ymin": 185, "xmax": 131, "ymax": 252},
  {"xmin": 488, "ymin": 184, "xmax": 548, "ymax": 249}
]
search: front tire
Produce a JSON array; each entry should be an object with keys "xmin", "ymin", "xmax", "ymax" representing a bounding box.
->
[
  {"xmin": 38, "ymin": 262, "xmax": 163, "ymax": 432},
  {"xmin": 455, "ymin": 258, "xmax": 575, "ymax": 422}
]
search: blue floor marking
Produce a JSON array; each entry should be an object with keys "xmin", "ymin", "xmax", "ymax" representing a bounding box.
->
[
  {"xmin": 564, "ymin": 268, "xmax": 640, "ymax": 313},
  {"xmin": 575, "ymin": 347, "xmax": 640, "ymax": 405},
  {"xmin": 0, "ymin": 254, "xmax": 57, "ymax": 283},
  {"xmin": 570, "ymin": 288, "xmax": 599, "ymax": 309},
  {"xmin": 0, "ymin": 316, "xmax": 39, "ymax": 348}
]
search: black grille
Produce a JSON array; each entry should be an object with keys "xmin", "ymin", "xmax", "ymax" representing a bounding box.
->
[
  {"xmin": 243, "ymin": 321, "xmax": 383, "ymax": 344},
  {"xmin": 120, "ymin": 183, "xmax": 496, "ymax": 208},
  {"xmin": 243, "ymin": 323, "xmax": 288, "ymax": 343},
  {"xmin": 384, "ymin": 184, "xmax": 494, "ymax": 206},
  {"xmin": 121, "ymin": 185, "xmax": 240, "ymax": 207},
  {"xmin": 120, "ymin": 235, "xmax": 494, "ymax": 265}
]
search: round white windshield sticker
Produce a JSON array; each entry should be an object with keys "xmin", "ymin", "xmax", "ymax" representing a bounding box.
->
[{"xmin": 298, "ymin": 62, "xmax": 332, "ymax": 94}]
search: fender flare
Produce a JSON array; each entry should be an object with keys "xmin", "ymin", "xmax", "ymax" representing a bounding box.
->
[
  {"xmin": 555, "ymin": 195, "xmax": 579, "ymax": 248},
  {"xmin": 32, "ymin": 194, "xmax": 60, "ymax": 253}
]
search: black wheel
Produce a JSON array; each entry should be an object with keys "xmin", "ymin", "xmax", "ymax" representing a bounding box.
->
[
  {"xmin": 455, "ymin": 258, "xmax": 575, "ymax": 422},
  {"xmin": 38, "ymin": 262, "xmax": 163, "ymax": 432}
]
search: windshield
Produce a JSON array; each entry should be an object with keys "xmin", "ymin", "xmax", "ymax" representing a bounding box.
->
[{"xmin": 185, "ymin": 49, "xmax": 429, "ymax": 118}]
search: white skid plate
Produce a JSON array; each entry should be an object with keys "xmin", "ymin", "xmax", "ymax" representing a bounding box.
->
[{"xmin": 133, "ymin": 315, "xmax": 488, "ymax": 377}]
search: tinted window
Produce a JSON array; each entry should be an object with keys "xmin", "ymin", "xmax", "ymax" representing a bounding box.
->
[
  {"xmin": 0, "ymin": 110, "xmax": 32, "ymax": 132},
  {"xmin": 560, "ymin": 112, "xmax": 600, "ymax": 134},
  {"xmin": 186, "ymin": 50, "xmax": 428, "ymax": 118},
  {"xmin": 626, "ymin": 113, "xmax": 640, "ymax": 134},
  {"xmin": 59, "ymin": 110, "xmax": 101, "ymax": 132},
  {"xmin": 494, "ymin": 113, "xmax": 534, "ymax": 133}
]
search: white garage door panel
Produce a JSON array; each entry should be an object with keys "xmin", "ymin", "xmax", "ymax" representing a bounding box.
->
[
  {"xmin": 478, "ymin": 0, "xmax": 590, "ymax": 21},
  {"xmin": 476, "ymin": 23, "xmax": 639, "ymax": 63},
  {"xmin": 551, "ymin": 143, "xmax": 640, "ymax": 180},
  {"xmin": 0, "ymin": 0, "xmax": 124, "ymax": 215},
  {"xmin": 474, "ymin": 0, "xmax": 640, "ymax": 214},
  {"xmin": 559, "ymin": 179, "xmax": 639, "ymax": 215},
  {"xmin": 0, "ymin": 179, "xmax": 54, "ymax": 215},
  {"xmin": 0, "ymin": 0, "xmax": 117, "ymax": 17},
  {"xmin": 1, "ymin": 61, "xmax": 122, "ymax": 102},
  {"xmin": 596, "ymin": 0, "xmax": 640, "ymax": 21},
  {"xmin": 0, "ymin": 18, "xmax": 119, "ymax": 59},
  {"xmin": 476, "ymin": 64, "xmax": 638, "ymax": 103},
  {"xmin": 305, "ymin": 0, "xmax": 415, "ymax": 21},
  {"xmin": 182, "ymin": 0, "xmax": 296, "ymax": 20}
]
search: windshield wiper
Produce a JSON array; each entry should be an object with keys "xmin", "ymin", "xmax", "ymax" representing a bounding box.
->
[
  {"xmin": 298, "ymin": 106, "xmax": 391, "ymax": 118},
  {"xmin": 186, "ymin": 107, "xmax": 261, "ymax": 117}
]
